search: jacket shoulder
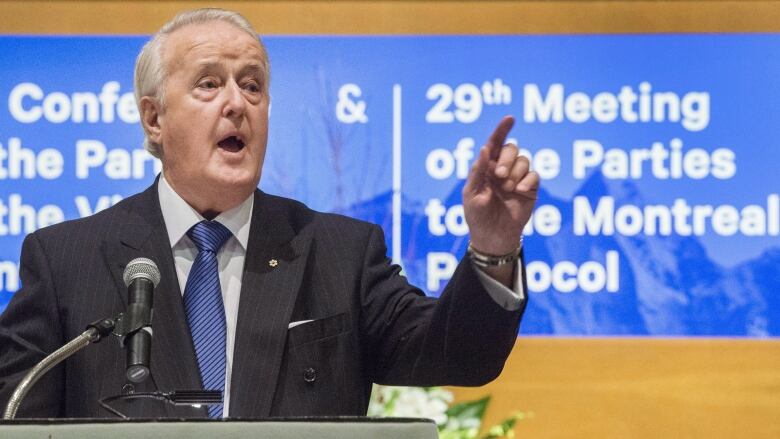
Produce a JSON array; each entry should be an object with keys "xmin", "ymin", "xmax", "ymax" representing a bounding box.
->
[
  {"xmin": 261, "ymin": 192, "xmax": 379, "ymax": 238},
  {"xmin": 29, "ymin": 190, "xmax": 149, "ymax": 242}
]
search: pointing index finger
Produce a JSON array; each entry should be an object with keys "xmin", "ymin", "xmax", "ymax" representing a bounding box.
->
[{"xmin": 487, "ymin": 115, "xmax": 516, "ymax": 160}]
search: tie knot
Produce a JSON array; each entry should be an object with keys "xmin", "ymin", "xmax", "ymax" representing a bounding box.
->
[{"xmin": 187, "ymin": 220, "xmax": 232, "ymax": 253}]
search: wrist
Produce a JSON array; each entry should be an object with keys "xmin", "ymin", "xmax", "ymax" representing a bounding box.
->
[
  {"xmin": 467, "ymin": 238, "xmax": 523, "ymax": 268},
  {"xmin": 468, "ymin": 232, "xmax": 522, "ymax": 256}
]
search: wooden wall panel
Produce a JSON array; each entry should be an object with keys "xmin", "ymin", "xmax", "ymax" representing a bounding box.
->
[
  {"xmin": 451, "ymin": 338, "xmax": 780, "ymax": 438},
  {"xmin": 1, "ymin": 1, "xmax": 778, "ymax": 437},
  {"xmin": 0, "ymin": 1, "xmax": 779, "ymax": 35}
]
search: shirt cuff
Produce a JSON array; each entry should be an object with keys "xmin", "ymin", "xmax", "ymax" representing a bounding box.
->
[{"xmin": 472, "ymin": 261, "xmax": 525, "ymax": 311}]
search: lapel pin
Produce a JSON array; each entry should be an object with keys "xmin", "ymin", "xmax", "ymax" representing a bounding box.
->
[{"xmin": 269, "ymin": 259, "xmax": 278, "ymax": 267}]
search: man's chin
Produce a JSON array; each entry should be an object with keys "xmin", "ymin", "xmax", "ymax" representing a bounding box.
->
[{"xmin": 209, "ymin": 173, "xmax": 260, "ymax": 199}]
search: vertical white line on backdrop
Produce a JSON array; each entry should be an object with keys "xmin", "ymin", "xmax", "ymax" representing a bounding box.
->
[{"xmin": 392, "ymin": 84, "xmax": 402, "ymax": 267}]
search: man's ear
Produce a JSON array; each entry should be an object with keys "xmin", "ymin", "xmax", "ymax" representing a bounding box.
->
[{"xmin": 139, "ymin": 96, "xmax": 163, "ymax": 145}]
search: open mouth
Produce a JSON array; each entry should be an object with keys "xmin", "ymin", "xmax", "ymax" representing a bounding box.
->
[{"xmin": 217, "ymin": 135, "xmax": 245, "ymax": 153}]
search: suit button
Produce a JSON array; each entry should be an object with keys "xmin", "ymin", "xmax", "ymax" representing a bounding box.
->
[
  {"xmin": 122, "ymin": 383, "xmax": 135, "ymax": 394},
  {"xmin": 303, "ymin": 367, "xmax": 316, "ymax": 383}
]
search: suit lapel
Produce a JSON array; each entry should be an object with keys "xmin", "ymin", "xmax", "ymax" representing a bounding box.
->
[
  {"xmin": 102, "ymin": 181, "xmax": 206, "ymax": 417},
  {"xmin": 229, "ymin": 191, "xmax": 313, "ymax": 418}
]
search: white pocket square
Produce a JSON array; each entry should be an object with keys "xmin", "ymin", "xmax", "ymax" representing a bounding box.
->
[{"xmin": 288, "ymin": 320, "xmax": 314, "ymax": 329}]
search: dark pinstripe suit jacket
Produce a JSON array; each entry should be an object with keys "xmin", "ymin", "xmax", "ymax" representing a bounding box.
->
[{"xmin": 0, "ymin": 181, "xmax": 526, "ymax": 419}]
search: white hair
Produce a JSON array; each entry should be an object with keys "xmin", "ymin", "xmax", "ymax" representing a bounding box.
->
[{"xmin": 134, "ymin": 8, "xmax": 270, "ymax": 158}]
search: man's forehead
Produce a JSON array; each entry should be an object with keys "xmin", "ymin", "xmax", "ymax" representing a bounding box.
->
[{"xmin": 164, "ymin": 22, "xmax": 265, "ymax": 70}]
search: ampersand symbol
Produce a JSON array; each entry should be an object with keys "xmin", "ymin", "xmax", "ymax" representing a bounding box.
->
[{"xmin": 336, "ymin": 84, "xmax": 368, "ymax": 124}]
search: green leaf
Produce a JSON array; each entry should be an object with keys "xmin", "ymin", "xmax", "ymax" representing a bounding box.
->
[
  {"xmin": 480, "ymin": 412, "xmax": 526, "ymax": 439},
  {"xmin": 446, "ymin": 395, "xmax": 490, "ymax": 421}
]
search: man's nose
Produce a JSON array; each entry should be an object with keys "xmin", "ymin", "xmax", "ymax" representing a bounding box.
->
[{"xmin": 222, "ymin": 80, "xmax": 246, "ymax": 119}]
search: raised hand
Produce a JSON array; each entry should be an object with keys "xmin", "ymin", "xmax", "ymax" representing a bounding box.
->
[{"xmin": 462, "ymin": 116, "xmax": 539, "ymax": 283}]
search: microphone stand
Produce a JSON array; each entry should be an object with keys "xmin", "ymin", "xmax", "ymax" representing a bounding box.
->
[
  {"xmin": 2, "ymin": 318, "xmax": 117, "ymax": 420},
  {"xmin": 2, "ymin": 315, "xmax": 223, "ymax": 420}
]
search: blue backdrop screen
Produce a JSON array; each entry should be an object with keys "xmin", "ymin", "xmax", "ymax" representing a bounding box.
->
[{"xmin": 1, "ymin": 35, "xmax": 778, "ymax": 337}]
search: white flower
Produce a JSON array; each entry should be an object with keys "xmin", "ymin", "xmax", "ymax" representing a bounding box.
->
[{"xmin": 370, "ymin": 386, "xmax": 452, "ymax": 425}]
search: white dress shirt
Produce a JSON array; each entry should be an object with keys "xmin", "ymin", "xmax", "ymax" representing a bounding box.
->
[
  {"xmin": 157, "ymin": 174, "xmax": 524, "ymax": 417},
  {"xmin": 158, "ymin": 174, "xmax": 252, "ymax": 417}
]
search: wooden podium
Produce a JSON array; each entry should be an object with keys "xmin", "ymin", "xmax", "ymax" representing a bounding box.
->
[{"xmin": 0, "ymin": 417, "xmax": 439, "ymax": 439}]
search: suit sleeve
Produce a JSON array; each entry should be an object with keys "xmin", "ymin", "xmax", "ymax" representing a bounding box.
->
[
  {"xmin": 358, "ymin": 225, "xmax": 527, "ymax": 387},
  {"xmin": 0, "ymin": 232, "xmax": 65, "ymax": 417}
]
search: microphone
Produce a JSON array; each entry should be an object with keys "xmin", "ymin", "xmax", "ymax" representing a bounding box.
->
[{"xmin": 122, "ymin": 258, "xmax": 161, "ymax": 383}]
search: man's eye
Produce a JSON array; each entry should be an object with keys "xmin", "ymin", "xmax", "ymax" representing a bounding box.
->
[
  {"xmin": 199, "ymin": 80, "xmax": 218, "ymax": 89},
  {"xmin": 243, "ymin": 81, "xmax": 261, "ymax": 93}
]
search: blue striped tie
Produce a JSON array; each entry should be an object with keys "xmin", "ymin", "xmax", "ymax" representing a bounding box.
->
[{"xmin": 183, "ymin": 220, "xmax": 232, "ymax": 418}]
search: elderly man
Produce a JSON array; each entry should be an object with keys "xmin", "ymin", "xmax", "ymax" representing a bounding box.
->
[{"xmin": 0, "ymin": 9, "xmax": 538, "ymax": 419}]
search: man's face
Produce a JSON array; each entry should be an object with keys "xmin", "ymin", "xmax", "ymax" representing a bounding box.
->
[{"xmin": 152, "ymin": 21, "xmax": 269, "ymax": 215}]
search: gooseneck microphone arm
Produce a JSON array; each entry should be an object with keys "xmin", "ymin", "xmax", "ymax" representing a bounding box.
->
[
  {"xmin": 2, "ymin": 318, "xmax": 116, "ymax": 420},
  {"xmin": 3, "ymin": 258, "xmax": 161, "ymax": 420}
]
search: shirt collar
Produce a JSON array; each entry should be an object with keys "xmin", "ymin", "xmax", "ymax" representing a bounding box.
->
[{"xmin": 158, "ymin": 173, "xmax": 254, "ymax": 250}]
